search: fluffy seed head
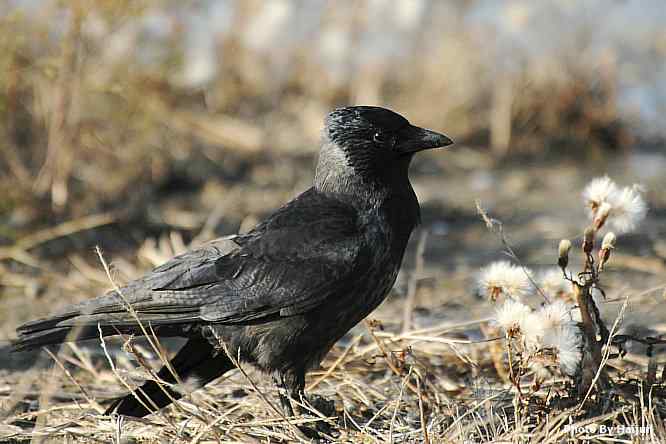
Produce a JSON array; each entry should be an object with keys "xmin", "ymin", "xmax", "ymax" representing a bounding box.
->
[
  {"xmin": 542, "ymin": 322, "xmax": 583, "ymax": 377},
  {"xmin": 607, "ymin": 185, "xmax": 647, "ymax": 234},
  {"xmin": 478, "ymin": 261, "xmax": 533, "ymax": 301},
  {"xmin": 522, "ymin": 311, "xmax": 545, "ymax": 350},
  {"xmin": 583, "ymin": 176, "xmax": 618, "ymax": 214},
  {"xmin": 529, "ymin": 360, "xmax": 555, "ymax": 384},
  {"xmin": 539, "ymin": 300, "xmax": 574, "ymax": 329},
  {"xmin": 538, "ymin": 268, "xmax": 571, "ymax": 300},
  {"xmin": 522, "ymin": 300, "xmax": 574, "ymax": 348},
  {"xmin": 494, "ymin": 299, "xmax": 532, "ymax": 337},
  {"xmin": 583, "ymin": 177, "xmax": 647, "ymax": 234}
]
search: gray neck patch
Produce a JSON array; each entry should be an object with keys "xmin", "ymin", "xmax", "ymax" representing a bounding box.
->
[{"xmin": 314, "ymin": 135, "xmax": 360, "ymax": 195}]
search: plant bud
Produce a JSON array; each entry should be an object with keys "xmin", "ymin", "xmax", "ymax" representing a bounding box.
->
[
  {"xmin": 597, "ymin": 249, "xmax": 610, "ymax": 272},
  {"xmin": 583, "ymin": 227, "xmax": 595, "ymax": 255},
  {"xmin": 601, "ymin": 232, "xmax": 616, "ymax": 250},
  {"xmin": 558, "ymin": 239, "xmax": 571, "ymax": 270},
  {"xmin": 597, "ymin": 232, "xmax": 616, "ymax": 272}
]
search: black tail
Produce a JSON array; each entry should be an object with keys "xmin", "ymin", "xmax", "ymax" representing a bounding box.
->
[
  {"xmin": 12, "ymin": 322, "xmax": 140, "ymax": 352},
  {"xmin": 105, "ymin": 337, "xmax": 234, "ymax": 417},
  {"xmin": 12, "ymin": 287, "xmax": 197, "ymax": 352}
]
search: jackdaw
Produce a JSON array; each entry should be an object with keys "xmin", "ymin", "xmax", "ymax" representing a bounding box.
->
[{"xmin": 13, "ymin": 106, "xmax": 452, "ymax": 422}]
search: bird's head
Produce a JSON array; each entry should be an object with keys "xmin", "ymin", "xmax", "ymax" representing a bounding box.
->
[{"xmin": 315, "ymin": 106, "xmax": 452, "ymax": 195}]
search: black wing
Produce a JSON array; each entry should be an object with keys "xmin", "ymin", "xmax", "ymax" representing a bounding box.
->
[
  {"xmin": 15, "ymin": 188, "xmax": 367, "ymax": 348},
  {"xmin": 153, "ymin": 187, "xmax": 366, "ymax": 322}
]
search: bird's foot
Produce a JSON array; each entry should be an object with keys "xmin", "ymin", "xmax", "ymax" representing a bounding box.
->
[
  {"xmin": 301, "ymin": 394, "xmax": 336, "ymax": 418},
  {"xmin": 296, "ymin": 423, "xmax": 341, "ymax": 443},
  {"xmin": 296, "ymin": 394, "xmax": 338, "ymax": 439},
  {"xmin": 296, "ymin": 425, "xmax": 324, "ymax": 441}
]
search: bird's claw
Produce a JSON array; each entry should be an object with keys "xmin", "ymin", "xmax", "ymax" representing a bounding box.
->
[
  {"xmin": 295, "ymin": 394, "xmax": 337, "ymax": 439},
  {"xmin": 301, "ymin": 394, "xmax": 336, "ymax": 418}
]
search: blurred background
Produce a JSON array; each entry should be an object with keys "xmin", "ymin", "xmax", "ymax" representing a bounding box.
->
[{"xmin": 1, "ymin": 0, "xmax": 666, "ymax": 354}]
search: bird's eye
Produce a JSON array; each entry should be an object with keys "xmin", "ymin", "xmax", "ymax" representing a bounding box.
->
[{"xmin": 373, "ymin": 132, "xmax": 385, "ymax": 144}]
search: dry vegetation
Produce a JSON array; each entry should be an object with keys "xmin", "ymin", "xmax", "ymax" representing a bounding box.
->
[{"xmin": 1, "ymin": 1, "xmax": 666, "ymax": 443}]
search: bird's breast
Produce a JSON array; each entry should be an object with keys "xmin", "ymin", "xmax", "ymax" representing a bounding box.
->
[{"xmin": 371, "ymin": 191, "xmax": 420, "ymax": 261}]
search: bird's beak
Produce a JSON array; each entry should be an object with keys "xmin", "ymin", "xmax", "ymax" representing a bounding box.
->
[{"xmin": 395, "ymin": 125, "xmax": 453, "ymax": 154}]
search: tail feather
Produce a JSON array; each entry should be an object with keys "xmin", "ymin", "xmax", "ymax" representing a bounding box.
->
[
  {"xmin": 13, "ymin": 238, "xmax": 239, "ymax": 353},
  {"xmin": 12, "ymin": 324, "xmax": 139, "ymax": 352},
  {"xmin": 12, "ymin": 286, "xmax": 197, "ymax": 352},
  {"xmin": 12, "ymin": 289, "xmax": 141, "ymax": 351},
  {"xmin": 105, "ymin": 337, "xmax": 233, "ymax": 417},
  {"xmin": 12, "ymin": 326, "xmax": 78, "ymax": 351}
]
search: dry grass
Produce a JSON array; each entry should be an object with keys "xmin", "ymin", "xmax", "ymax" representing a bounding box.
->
[{"xmin": 2, "ymin": 311, "xmax": 665, "ymax": 442}]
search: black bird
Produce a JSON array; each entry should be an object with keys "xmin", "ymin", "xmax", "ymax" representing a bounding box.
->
[{"xmin": 13, "ymin": 106, "xmax": 452, "ymax": 420}]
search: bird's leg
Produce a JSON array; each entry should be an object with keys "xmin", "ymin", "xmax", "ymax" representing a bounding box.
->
[
  {"xmin": 277, "ymin": 369, "xmax": 339, "ymax": 440},
  {"xmin": 272, "ymin": 372, "xmax": 296, "ymax": 418},
  {"xmin": 274, "ymin": 369, "xmax": 331, "ymax": 439}
]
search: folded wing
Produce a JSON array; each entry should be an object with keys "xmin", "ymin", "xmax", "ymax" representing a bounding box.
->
[{"xmin": 14, "ymin": 189, "xmax": 367, "ymax": 350}]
